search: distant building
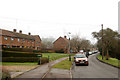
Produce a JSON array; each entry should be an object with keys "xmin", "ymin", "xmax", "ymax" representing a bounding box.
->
[
  {"xmin": 53, "ymin": 36, "xmax": 69, "ymax": 53},
  {"xmin": 0, "ymin": 29, "xmax": 41, "ymax": 50}
]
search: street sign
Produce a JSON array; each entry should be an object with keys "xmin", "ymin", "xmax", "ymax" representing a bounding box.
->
[{"xmin": 37, "ymin": 55, "xmax": 42, "ymax": 57}]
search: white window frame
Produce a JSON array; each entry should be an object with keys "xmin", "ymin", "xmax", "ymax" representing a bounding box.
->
[
  {"xmin": 4, "ymin": 37, "xmax": 8, "ymax": 40},
  {"xmin": 11, "ymin": 38, "xmax": 14, "ymax": 41},
  {"xmin": 18, "ymin": 38, "xmax": 20, "ymax": 42}
]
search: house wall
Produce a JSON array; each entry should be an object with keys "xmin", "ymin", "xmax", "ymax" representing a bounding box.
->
[
  {"xmin": 53, "ymin": 37, "xmax": 68, "ymax": 53},
  {"xmin": 0, "ymin": 35, "xmax": 41, "ymax": 50},
  {"xmin": 34, "ymin": 36, "xmax": 42, "ymax": 50}
]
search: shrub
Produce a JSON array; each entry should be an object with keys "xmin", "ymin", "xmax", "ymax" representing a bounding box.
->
[
  {"xmin": 55, "ymin": 49, "xmax": 64, "ymax": 53},
  {"xmin": 38, "ymin": 57, "xmax": 49, "ymax": 64},
  {"xmin": 2, "ymin": 67, "xmax": 11, "ymax": 80},
  {"xmin": 2, "ymin": 57, "xmax": 39, "ymax": 62}
]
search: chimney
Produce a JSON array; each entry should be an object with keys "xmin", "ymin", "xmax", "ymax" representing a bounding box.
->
[
  {"xmin": 64, "ymin": 36, "xmax": 67, "ymax": 39},
  {"xmin": 19, "ymin": 30, "xmax": 22, "ymax": 33},
  {"xmin": 28, "ymin": 32, "xmax": 31, "ymax": 35},
  {"xmin": 13, "ymin": 29, "xmax": 16, "ymax": 32}
]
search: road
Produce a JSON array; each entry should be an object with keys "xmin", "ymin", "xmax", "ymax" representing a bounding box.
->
[{"xmin": 72, "ymin": 53, "xmax": 119, "ymax": 79}]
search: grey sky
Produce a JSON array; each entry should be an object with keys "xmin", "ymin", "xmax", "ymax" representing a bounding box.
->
[{"xmin": 0, "ymin": 0, "xmax": 119, "ymax": 44}]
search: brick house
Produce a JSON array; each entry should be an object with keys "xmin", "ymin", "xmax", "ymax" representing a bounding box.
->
[
  {"xmin": 0, "ymin": 29, "xmax": 41, "ymax": 50},
  {"xmin": 53, "ymin": 36, "xmax": 69, "ymax": 53}
]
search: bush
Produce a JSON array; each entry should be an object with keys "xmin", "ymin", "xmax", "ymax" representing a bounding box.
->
[
  {"xmin": 2, "ymin": 51, "xmax": 42, "ymax": 57},
  {"xmin": 40, "ymin": 49, "xmax": 54, "ymax": 53},
  {"xmin": 2, "ymin": 57, "xmax": 39, "ymax": 62},
  {"xmin": 38, "ymin": 57, "xmax": 49, "ymax": 64},
  {"xmin": 2, "ymin": 68, "xmax": 11, "ymax": 80},
  {"xmin": 2, "ymin": 48, "xmax": 33, "ymax": 52},
  {"xmin": 55, "ymin": 49, "xmax": 64, "ymax": 53}
]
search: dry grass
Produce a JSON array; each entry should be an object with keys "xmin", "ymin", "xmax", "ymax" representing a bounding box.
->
[{"xmin": 2, "ymin": 65, "xmax": 39, "ymax": 72}]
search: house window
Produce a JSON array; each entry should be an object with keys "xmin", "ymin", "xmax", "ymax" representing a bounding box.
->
[
  {"xmin": 23, "ymin": 39, "xmax": 25, "ymax": 42},
  {"xmin": 32, "ymin": 40, "xmax": 34, "ymax": 43},
  {"xmin": 18, "ymin": 38, "xmax": 20, "ymax": 42},
  {"xmin": 11, "ymin": 38, "xmax": 14, "ymax": 41},
  {"xmin": 4, "ymin": 37, "xmax": 8, "ymax": 40},
  {"xmin": 27, "ymin": 40, "xmax": 29, "ymax": 43},
  {"xmin": 37, "ymin": 47, "xmax": 39, "ymax": 50},
  {"xmin": 37, "ymin": 41, "xmax": 39, "ymax": 44}
]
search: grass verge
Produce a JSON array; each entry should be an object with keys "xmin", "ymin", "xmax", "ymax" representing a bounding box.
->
[
  {"xmin": 97, "ymin": 54, "xmax": 120, "ymax": 67},
  {"xmin": 52, "ymin": 57, "xmax": 74, "ymax": 69},
  {"xmin": 42, "ymin": 53, "xmax": 75, "ymax": 61}
]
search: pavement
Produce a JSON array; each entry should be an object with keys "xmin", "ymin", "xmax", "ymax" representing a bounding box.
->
[
  {"xmin": 72, "ymin": 53, "xmax": 119, "ymax": 78},
  {"xmin": 3, "ymin": 65, "xmax": 40, "ymax": 78},
  {"xmin": 14, "ymin": 57, "xmax": 69, "ymax": 79},
  {"xmin": 45, "ymin": 68, "xmax": 71, "ymax": 78}
]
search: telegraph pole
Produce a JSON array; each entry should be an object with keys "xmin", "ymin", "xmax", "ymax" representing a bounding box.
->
[{"xmin": 101, "ymin": 24, "xmax": 104, "ymax": 60}]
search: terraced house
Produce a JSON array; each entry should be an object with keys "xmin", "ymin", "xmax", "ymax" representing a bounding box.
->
[{"xmin": 0, "ymin": 29, "xmax": 41, "ymax": 50}]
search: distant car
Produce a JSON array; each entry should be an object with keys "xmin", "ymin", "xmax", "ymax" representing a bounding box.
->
[
  {"xmin": 94, "ymin": 50, "xmax": 98, "ymax": 53},
  {"xmin": 79, "ymin": 50, "xmax": 84, "ymax": 53},
  {"xmin": 89, "ymin": 51, "xmax": 92, "ymax": 55},
  {"xmin": 74, "ymin": 54, "xmax": 89, "ymax": 66},
  {"xmin": 78, "ymin": 50, "xmax": 84, "ymax": 54}
]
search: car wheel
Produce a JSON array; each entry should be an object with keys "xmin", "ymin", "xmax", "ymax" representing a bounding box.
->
[{"xmin": 86, "ymin": 64, "xmax": 89, "ymax": 66}]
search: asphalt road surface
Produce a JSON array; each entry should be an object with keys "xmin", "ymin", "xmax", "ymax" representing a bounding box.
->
[{"xmin": 72, "ymin": 53, "xmax": 119, "ymax": 79}]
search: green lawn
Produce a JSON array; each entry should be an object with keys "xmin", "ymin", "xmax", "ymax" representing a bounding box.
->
[
  {"xmin": 97, "ymin": 54, "xmax": 120, "ymax": 67},
  {"xmin": 42, "ymin": 53, "xmax": 74, "ymax": 61},
  {"xmin": 52, "ymin": 57, "xmax": 74, "ymax": 69},
  {"xmin": 2, "ymin": 62, "xmax": 38, "ymax": 65}
]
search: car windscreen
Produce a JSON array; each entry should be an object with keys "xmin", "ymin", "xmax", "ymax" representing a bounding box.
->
[{"xmin": 76, "ymin": 54, "xmax": 86, "ymax": 58}]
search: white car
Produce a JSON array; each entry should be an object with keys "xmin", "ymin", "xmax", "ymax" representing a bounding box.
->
[
  {"xmin": 74, "ymin": 54, "xmax": 89, "ymax": 66},
  {"xmin": 89, "ymin": 51, "xmax": 92, "ymax": 55}
]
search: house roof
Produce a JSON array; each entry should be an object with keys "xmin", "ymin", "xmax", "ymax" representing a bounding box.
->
[
  {"xmin": 0, "ymin": 29, "xmax": 39, "ymax": 40},
  {"xmin": 53, "ymin": 36, "xmax": 69, "ymax": 44},
  {"xmin": 32, "ymin": 35, "xmax": 42, "ymax": 41}
]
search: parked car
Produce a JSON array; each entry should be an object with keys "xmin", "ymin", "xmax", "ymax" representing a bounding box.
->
[
  {"xmin": 89, "ymin": 51, "xmax": 92, "ymax": 55},
  {"xmin": 94, "ymin": 50, "xmax": 98, "ymax": 53},
  {"xmin": 74, "ymin": 54, "xmax": 89, "ymax": 66}
]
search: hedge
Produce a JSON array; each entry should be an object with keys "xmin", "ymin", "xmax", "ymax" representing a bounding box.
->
[
  {"xmin": 33, "ymin": 50, "xmax": 41, "ymax": 53},
  {"xmin": 55, "ymin": 49, "xmax": 64, "ymax": 53},
  {"xmin": 2, "ymin": 57, "xmax": 49, "ymax": 63},
  {"xmin": 2, "ymin": 57, "xmax": 38, "ymax": 62},
  {"xmin": 2, "ymin": 48, "xmax": 33, "ymax": 52},
  {"xmin": 2, "ymin": 51, "xmax": 42, "ymax": 57}
]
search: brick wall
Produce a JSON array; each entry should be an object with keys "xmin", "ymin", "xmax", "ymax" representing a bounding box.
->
[{"xmin": 53, "ymin": 37, "xmax": 69, "ymax": 53}]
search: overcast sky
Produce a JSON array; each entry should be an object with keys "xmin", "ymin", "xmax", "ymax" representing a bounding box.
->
[{"xmin": 0, "ymin": 0, "xmax": 119, "ymax": 44}]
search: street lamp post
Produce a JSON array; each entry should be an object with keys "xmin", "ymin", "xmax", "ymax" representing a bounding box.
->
[
  {"xmin": 69, "ymin": 37, "xmax": 71, "ymax": 61},
  {"xmin": 68, "ymin": 32, "xmax": 71, "ymax": 61}
]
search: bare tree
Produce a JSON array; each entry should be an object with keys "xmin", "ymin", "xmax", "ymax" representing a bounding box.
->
[
  {"xmin": 70, "ymin": 35, "xmax": 91, "ymax": 52},
  {"xmin": 41, "ymin": 37, "xmax": 55, "ymax": 49}
]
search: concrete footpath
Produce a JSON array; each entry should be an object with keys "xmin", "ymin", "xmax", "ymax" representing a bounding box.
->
[
  {"xmin": 14, "ymin": 57, "xmax": 70, "ymax": 79},
  {"xmin": 45, "ymin": 68, "xmax": 71, "ymax": 78}
]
